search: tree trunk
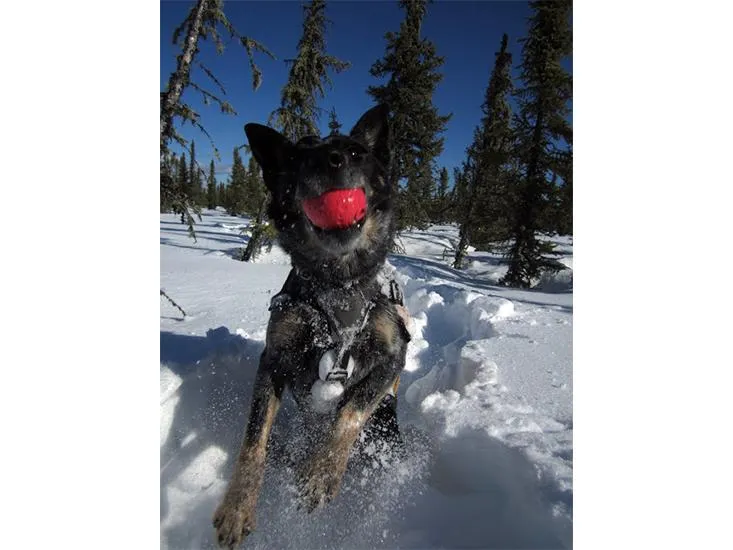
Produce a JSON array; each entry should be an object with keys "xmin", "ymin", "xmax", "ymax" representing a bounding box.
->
[
  {"xmin": 160, "ymin": 0, "xmax": 209, "ymax": 149},
  {"xmin": 505, "ymin": 111, "xmax": 544, "ymax": 287},
  {"xmin": 453, "ymin": 163, "xmax": 483, "ymax": 269},
  {"xmin": 453, "ymin": 227, "xmax": 469, "ymax": 269}
]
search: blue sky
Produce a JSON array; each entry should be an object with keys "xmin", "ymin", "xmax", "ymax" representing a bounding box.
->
[{"xmin": 161, "ymin": 0, "xmax": 572, "ymax": 183}]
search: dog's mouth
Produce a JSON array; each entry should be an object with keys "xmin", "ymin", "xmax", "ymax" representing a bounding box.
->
[{"xmin": 302, "ymin": 187, "xmax": 367, "ymax": 231}]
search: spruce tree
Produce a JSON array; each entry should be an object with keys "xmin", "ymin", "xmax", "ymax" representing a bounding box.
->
[
  {"xmin": 227, "ymin": 148, "xmax": 247, "ymax": 215},
  {"xmin": 555, "ymin": 148, "xmax": 572, "ymax": 235},
  {"xmin": 453, "ymin": 33, "xmax": 515, "ymax": 269},
  {"xmin": 188, "ymin": 139, "xmax": 202, "ymax": 204},
  {"xmin": 176, "ymin": 153, "xmax": 189, "ymax": 203},
  {"xmin": 160, "ymin": 0, "xmax": 274, "ymax": 238},
  {"xmin": 160, "ymin": 150, "xmax": 177, "ymax": 212},
  {"xmin": 436, "ymin": 166, "xmax": 449, "ymax": 202},
  {"xmin": 217, "ymin": 182, "xmax": 228, "ymax": 211},
  {"xmin": 240, "ymin": 156, "xmax": 275, "ymax": 261},
  {"xmin": 269, "ymin": 0, "xmax": 350, "ymax": 141},
  {"xmin": 536, "ymin": 146, "xmax": 572, "ymax": 236},
  {"xmin": 503, "ymin": 0, "xmax": 572, "ymax": 287},
  {"xmin": 206, "ymin": 159, "xmax": 217, "ymax": 209},
  {"xmin": 449, "ymin": 165, "xmax": 469, "ymax": 224},
  {"xmin": 368, "ymin": 0, "xmax": 451, "ymax": 231},
  {"xmin": 433, "ymin": 166, "xmax": 449, "ymax": 223},
  {"xmin": 243, "ymin": 156, "xmax": 267, "ymax": 218},
  {"xmin": 327, "ymin": 106, "xmax": 342, "ymax": 135}
]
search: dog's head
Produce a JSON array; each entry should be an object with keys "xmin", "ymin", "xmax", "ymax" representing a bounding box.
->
[{"xmin": 245, "ymin": 104, "xmax": 396, "ymax": 283}]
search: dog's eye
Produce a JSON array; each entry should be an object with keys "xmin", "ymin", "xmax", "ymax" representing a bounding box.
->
[{"xmin": 349, "ymin": 149, "xmax": 364, "ymax": 161}]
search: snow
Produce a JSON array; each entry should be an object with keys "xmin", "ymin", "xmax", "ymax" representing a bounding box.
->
[
  {"xmin": 161, "ymin": 209, "xmax": 573, "ymax": 549},
  {"xmin": 310, "ymin": 379, "xmax": 346, "ymax": 413}
]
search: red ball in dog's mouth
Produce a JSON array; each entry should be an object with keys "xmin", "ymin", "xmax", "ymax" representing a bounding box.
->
[{"xmin": 302, "ymin": 188, "xmax": 367, "ymax": 230}]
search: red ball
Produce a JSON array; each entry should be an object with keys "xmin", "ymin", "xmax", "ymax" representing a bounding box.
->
[{"xmin": 302, "ymin": 188, "xmax": 367, "ymax": 230}]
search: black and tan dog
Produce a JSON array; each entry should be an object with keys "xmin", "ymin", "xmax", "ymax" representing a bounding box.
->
[{"xmin": 212, "ymin": 105, "xmax": 411, "ymax": 548}]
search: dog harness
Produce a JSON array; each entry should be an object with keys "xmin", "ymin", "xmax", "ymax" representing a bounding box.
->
[
  {"xmin": 269, "ymin": 263, "xmax": 407, "ymax": 384},
  {"xmin": 314, "ymin": 286, "xmax": 375, "ymax": 382}
]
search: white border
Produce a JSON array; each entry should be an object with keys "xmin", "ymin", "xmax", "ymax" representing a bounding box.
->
[{"xmin": 4, "ymin": 0, "xmax": 158, "ymax": 546}]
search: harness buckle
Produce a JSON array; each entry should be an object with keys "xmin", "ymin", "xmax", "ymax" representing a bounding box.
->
[
  {"xmin": 325, "ymin": 370, "xmax": 348, "ymax": 382},
  {"xmin": 319, "ymin": 349, "xmax": 355, "ymax": 382}
]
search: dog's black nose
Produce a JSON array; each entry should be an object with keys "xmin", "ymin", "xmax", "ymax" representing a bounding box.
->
[{"xmin": 328, "ymin": 151, "xmax": 345, "ymax": 169}]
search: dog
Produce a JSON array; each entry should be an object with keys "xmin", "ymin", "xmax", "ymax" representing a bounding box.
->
[{"xmin": 212, "ymin": 104, "xmax": 411, "ymax": 548}]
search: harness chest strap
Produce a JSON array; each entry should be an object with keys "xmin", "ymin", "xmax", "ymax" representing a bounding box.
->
[
  {"xmin": 269, "ymin": 267, "xmax": 409, "ymax": 384},
  {"xmin": 317, "ymin": 296, "xmax": 374, "ymax": 383},
  {"xmin": 318, "ymin": 348, "xmax": 354, "ymax": 382}
]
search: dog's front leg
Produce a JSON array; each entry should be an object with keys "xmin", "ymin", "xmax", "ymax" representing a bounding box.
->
[
  {"xmin": 298, "ymin": 361, "xmax": 400, "ymax": 512},
  {"xmin": 213, "ymin": 356, "xmax": 283, "ymax": 548}
]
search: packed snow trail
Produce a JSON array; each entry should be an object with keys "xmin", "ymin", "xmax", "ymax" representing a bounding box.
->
[{"xmin": 161, "ymin": 210, "xmax": 573, "ymax": 548}]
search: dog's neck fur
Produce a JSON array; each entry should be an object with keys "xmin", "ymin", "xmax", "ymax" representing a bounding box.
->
[{"xmin": 291, "ymin": 253, "xmax": 383, "ymax": 290}]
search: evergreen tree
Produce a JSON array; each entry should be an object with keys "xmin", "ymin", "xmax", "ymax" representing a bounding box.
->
[
  {"xmin": 206, "ymin": 159, "xmax": 217, "ymax": 209},
  {"xmin": 432, "ymin": 166, "xmax": 449, "ymax": 223},
  {"xmin": 436, "ymin": 166, "xmax": 449, "ymax": 203},
  {"xmin": 217, "ymin": 182, "xmax": 228, "ymax": 211},
  {"xmin": 188, "ymin": 139, "xmax": 202, "ymax": 203},
  {"xmin": 503, "ymin": 0, "xmax": 572, "ymax": 287},
  {"xmin": 238, "ymin": 156, "xmax": 274, "ymax": 261},
  {"xmin": 407, "ymin": 159, "xmax": 434, "ymax": 227},
  {"xmin": 242, "ymin": 155, "xmax": 266, "ymax": 215},
  {"xmin": 176, "ymin": 153, "xmax": 189, "ymax": 203},
  {"xmin": 160, "ymin": 0, "xmax": 274, "ymax": 238},
  {"xmin": 555, "ymin": 148, "xmax": 572, "ymax": 235},
  {"xmin": 536, "ymin": 147, "xmax": 572, "ymax": 236},
  {"xmin": 453, "ymin": 33, "xmax": 515, "ymax": 269},
  {"xmin": 449, "ymin": 165, "xmax": 469, "ymax": 224},
  {"xmin": 327, "ymin": 106, "xmax": 342, "ymax": 135},
  {"xmin": 269, "ymin": 0, "xmax": 350, "ymax": 142},
  {"xmin": 240, "ymin": 194, "xmax": 276, "ymax": 262},
  {"xmin": 160, "ymin": 150, "xmax": 177, "ymax": 212},
  {"xmin": 227, "ymin": 148, "xmax": 247, "ymax": 215},
  {"xmin": 368, "ymin": 0, "xmax": 451, "ymax": 231}
]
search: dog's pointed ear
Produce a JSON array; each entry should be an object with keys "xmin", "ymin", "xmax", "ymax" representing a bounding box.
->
[
  {"xmin": 350, "ymin": 104, "xmax": 390, "ymax": 166},
  {"xmin": 244, "ymin": 123, "xmax": 293, "ymax": 177}
]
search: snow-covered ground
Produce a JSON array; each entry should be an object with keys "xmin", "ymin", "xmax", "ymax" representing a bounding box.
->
[{"xmin": 161, "ymin": 209, "xmax": 573, "ymax": 549}]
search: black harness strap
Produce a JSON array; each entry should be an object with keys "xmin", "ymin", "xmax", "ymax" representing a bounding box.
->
[{"xmin": 269, "ymin": 266, "xmax": 408, "ymax": 382}]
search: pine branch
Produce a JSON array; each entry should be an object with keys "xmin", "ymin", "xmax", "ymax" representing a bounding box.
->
[
  {"xmin": 161, "ymin": 0, "xmax": 209, "ymax": 148},
  {"xmin": 160, "ymin": 173, "xmax": 201, "ymax": 240},
  {"xmin": 189, "ymin": 81, "xmax": 237, "ymax": 115},
  {"xmin": 171, "ymin": 8, "xmax": 195, "ymax": 46},
  {"xmin": 162, "ymin": 0, "xmax": 276, "ymax": 241},
  {"xmin": 160, "ymin": 289, "xmax": 187, "ymax": 318},
  {"xmin": 241, "ymin": 37, "xmax": 276, "ymax": 91},
  {"xmin": 178, "ymin": 110, "xmax": 220, "ymax": 160},
  {"xmin": 170, "ymin": 129, "xmax": 189, "ymax": 150},
  {"xmin": 196, "ymin": 61, "xmax": 229, "ymax": 96}
]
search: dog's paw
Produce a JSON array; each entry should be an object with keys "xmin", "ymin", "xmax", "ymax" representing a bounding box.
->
[
  {"xmin": 297, "ymin": 455, "xmax": 345, "ymax": 513},
  {"xmin": 212, "ymin": 499, "xmax": 256, "ymax": 549}
]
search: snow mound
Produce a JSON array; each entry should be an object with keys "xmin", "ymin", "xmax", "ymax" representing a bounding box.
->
[
  {"xmin": 395, "ymin": 259, "xmax": 573, "ymax": 534},
  {"xmin": 535, "ymin": 266, "xmax": 573, "ymax": 293},
  {"xmin": 252, "ymin": 243, "xmax": 291, "ymax": 265},
  {"xmin": 218, "ymin": 222, "xmax": 249, "ymax": 232}
]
